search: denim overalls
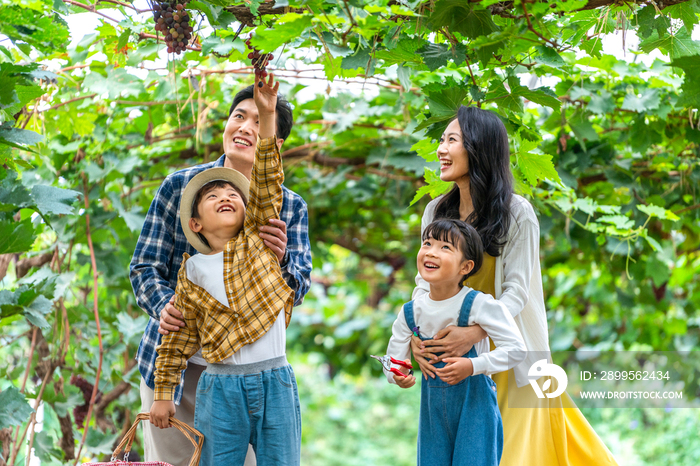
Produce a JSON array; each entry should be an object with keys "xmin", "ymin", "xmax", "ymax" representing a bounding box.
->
[{"xmin": 404, "ymin": 289, "xmax": 503, "ymax": 466}]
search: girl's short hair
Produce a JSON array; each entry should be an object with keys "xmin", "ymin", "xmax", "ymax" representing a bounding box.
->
[{"xmin": 422, "ymin": 218, "xmax": 483, "ymax": 279}]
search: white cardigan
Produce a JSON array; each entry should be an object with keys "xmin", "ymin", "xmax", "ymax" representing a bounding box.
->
[{"xmin": 413, "ymin": 194, "xmax": 551, "ymax": 388}]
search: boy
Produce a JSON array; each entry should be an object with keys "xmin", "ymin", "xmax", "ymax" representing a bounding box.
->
[
  {"xmin": 384, "ymin": 218, "xmax": 526, "ymax": 466},
  {"xmin": 149, "ymin": 74, "xmax": 300, "ymax": 466}
]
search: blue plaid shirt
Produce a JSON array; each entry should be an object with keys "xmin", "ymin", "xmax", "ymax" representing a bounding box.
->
[{"xmin": 130, "ymin": 154, "xmax": 312, "ymax": 404}]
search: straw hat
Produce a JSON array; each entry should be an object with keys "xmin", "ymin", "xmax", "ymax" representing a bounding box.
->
[{"xmin": 180, "ymin": 167, "xmax": 250, "ymax": 254}]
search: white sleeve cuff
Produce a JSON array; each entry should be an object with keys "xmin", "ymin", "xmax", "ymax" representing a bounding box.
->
[{"xmin": 470, "ymin": 356, "xmax": 489, "ymax": 376}]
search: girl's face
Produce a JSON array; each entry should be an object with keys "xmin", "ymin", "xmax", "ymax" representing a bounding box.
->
[
  {"xmin": 436, "ymin": 119, "xmax": 469, "ymax": 183},
  {"xmin": 417, "ymin": 234, "xmax": 472, "ymax": 286}
]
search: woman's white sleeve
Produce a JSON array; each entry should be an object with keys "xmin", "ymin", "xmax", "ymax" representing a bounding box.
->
[
  {"xmin": 468, "ymin": 296, "xmax": 527, "ymax": 376},
  {"xmin": 499, "ymin": 204, "xmax": 540, "ymax": 318}
]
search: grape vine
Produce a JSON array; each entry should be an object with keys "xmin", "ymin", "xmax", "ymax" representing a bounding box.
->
[{"xmin": 151, "ymin": 1, "xmax": 193, "ymax": 55}]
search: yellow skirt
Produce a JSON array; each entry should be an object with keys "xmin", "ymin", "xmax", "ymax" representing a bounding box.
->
[{"xmin": 492, "ymin": 368, "xmax": 618, "ymax": 466}]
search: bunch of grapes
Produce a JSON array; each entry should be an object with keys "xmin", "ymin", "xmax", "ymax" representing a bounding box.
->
[
  {"xmin": 245, "ymin": 36, "xmax": 273, "ymax": 84},
  {"xmin": 152, "ymin": 1, "xmax": 193, "ymax": 55},
  {"xmin": 70, "ymin": 374, "xmax": 102, "ymax": 429}
]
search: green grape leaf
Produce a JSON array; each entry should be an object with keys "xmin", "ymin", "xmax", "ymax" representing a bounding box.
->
[
  {"xmin": 516, "ymin": 86, "xmax": 562, "ymax": 111},
  {"xmin": 621, "ymin": 88, "xmax": 661, "ymax": 112},
  {"xmin": 636, "ymin": 6, "xmax": 672, "ymax": 40},
  {"xmin": 515, "ymin": 138, "xmax": 561, "ymax": 186},
  {"xmin": 427, "ymin": 0, "xmax": 499, "ymax": 39},
  {"xmin": 0, "ymin": 218, "xmax": 36, "ymax": 254},
  {"xmin": 587, "ymin": 89, "xmax": 615, "ymax": 114},
  {"xmin": 410, "ymin": 139, "xmax": 439, "ymax": 162},
  {"xmin": 637, "ymin": 204, "xmax": 680, "ymax": 221},
  {"xmin": 598, "ymin": 214, "xmax": 634, "ymax": 229},
  {"xmin": 0, "ymin": 124, "xmax": 43, "ymax": 148},
  {"xmin": 250, "ymin": 15, "xmax": 313, "ymax": 52},
  {"xmin": 639, "ymin": 27, "xmax": 700, "ymax": 59},
  {"xmin": 535, "ymin": 45, "xmax": 565, "ymax": 67},
  {"xmin": 23, "ymin": 295, "xmax": 52, "ymax": 328},
  {"xmin": 0, "ymin": 387, "xmax": 34, "ymax": 429},
  {"xmin": 3, "ymin": 84, "xmax": 44, "ymax": 116},
  {"xmin": 341, "ymin": 47, "xmax": 376, "ymax": 75},
  {"xmin": 665, "ymin": 0, "xmax": 700, "ymax": 35},
  {"xmin": 416, "ymin": 43, "xmax": 452, "ymax": 71},
  {"xmin": 667, "ymin": 54, "xmax": 700, "ymax": 74},
  {"xmin": 424, "ymin": 78, "xmax": 469, "ymax": 117},
  {"xmin": 374, "ymin": 37, "xmax": 425, "ymax": 65},
  {"xmin": 397, "ymin": 63, "xmax": 412, "ymax": 92},
  {"xmin": 579, "ymin": 38, "xmax": 603, "ymax": 58},
  {"xmin": 569, "ymin": 113, "xmax": 599, "ymax": 148},
  {"xmin": 0, "ymin": 285, "xmax": 54, "ymax": 328},
  {"xmin": 30, "ymin": 185, "xmax": 80, "ymax": 217},
  {"xmin": 117, "ymin": 28, "xmax": 130, "ymax": 51},
  {"xmin": 410, "ymin": 168, "xmax": 452, "ymax": 205}
]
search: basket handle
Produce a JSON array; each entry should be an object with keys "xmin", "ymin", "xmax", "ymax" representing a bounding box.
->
[{"xmin": 110, "ymin": 412, "xmax": 203, "ymax": 466}]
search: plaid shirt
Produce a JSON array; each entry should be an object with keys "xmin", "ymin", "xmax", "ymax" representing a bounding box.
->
[
  {"xmin": 153, "ymin": 136, "xmax": 295, "ymax": 401},
  {"xmin": 131, "ymin": 147, "xmax": 311, "ymax": 404}
]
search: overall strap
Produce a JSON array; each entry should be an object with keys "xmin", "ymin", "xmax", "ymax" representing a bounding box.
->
[
  {"xmin": 457, "ymin": 289, "xmax": 480, "ymax": 327},
  {"xmin": 403, "ymin": 301, "xmax": 423, "ymax": 339}
]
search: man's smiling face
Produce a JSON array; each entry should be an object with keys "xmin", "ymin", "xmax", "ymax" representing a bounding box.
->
[{"xmin": 223, "ymin": 98, "xmax": 259, "ymax": 168}]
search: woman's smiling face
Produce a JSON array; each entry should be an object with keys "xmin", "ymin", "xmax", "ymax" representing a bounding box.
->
[{"xmin": 437, "ymin": 119, "xmax": 469, "ymax": 183}]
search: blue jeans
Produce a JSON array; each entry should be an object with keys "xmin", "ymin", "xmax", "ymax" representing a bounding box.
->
[
  {"xmin": 193, "ymin": 356, "xmax": 301, "ymax": 466},
  {"xmin": 418, "ymin": 366, "xmax": 502, "ymax": 466}
]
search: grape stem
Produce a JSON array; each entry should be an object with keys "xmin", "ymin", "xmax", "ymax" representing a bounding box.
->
[{"xmin": 138, "ymin": 32, "xmax": 202, "ymax": 52}]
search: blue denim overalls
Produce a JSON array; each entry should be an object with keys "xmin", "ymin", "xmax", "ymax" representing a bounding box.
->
[{"xmin": 404, "ymin": 289, "xmax": 503, "ymax": 466}]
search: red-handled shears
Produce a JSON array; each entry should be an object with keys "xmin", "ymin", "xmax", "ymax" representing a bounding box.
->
[{"xmin": 370, "ymin": 354, "xmax": 414, "ymax": 378}]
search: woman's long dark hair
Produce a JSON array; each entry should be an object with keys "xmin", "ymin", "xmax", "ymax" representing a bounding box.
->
[{"xmin": 433, "ymin": 105, "xmax": 513, "ymax": 257}]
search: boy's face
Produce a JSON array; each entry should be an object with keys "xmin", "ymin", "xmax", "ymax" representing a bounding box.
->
[
  {"xmin": 223, "ymin": 98, "xmax": 259, "ymax": 169},
  {"xmin": 188, "ymin": 185, "xmax": 246, "ymax": 243},
  {"xmin": 417, "ymin": 234, "xmax": 474, "ymax": 285}
]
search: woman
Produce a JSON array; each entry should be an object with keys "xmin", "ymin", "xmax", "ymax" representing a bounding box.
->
[{"xmin": 410, "ymin": 105, "xmax": 618, "ymax": 465}]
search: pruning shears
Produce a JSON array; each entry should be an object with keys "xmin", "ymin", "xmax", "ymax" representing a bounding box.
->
[{"xmin": 370, "ymin": 354, "xmax": 414, "ymax": 378}]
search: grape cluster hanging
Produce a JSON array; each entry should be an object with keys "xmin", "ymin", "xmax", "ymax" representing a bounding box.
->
[
  {"xmin": 245, "ymin": 35, "xmax": 274, "ymax": 84},
  {"xmin": 152, "ymin": 1, "xmax": 193, "ymax": 55}
]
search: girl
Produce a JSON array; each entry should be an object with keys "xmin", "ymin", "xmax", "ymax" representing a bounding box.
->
[
  {"xmin": 410, "ymin": 105, "xmax": 618, "ymax": 466},
  {"xmin": 384, "ymin": 218, "xmax": 527, "ymax": 466}
]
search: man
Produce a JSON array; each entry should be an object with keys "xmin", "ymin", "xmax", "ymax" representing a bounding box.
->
[{"xmin": 130, "ymin": 84, "xmax": 312, "ymax": 466}]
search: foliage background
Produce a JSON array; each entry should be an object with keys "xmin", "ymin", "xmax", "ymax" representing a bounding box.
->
[{"xmin": 1, "ymin": 0, "xmax": 700, "ymax": 464}]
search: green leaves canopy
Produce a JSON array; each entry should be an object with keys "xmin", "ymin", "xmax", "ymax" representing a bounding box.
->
[{"xmin": 1, "ymin": 0, "xmax": 700, "ymax": 463}]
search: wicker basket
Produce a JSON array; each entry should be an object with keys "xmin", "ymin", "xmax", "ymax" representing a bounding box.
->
[{"xmin": 81, "ymin": 413, "xmax": 203, "ymax": 466}]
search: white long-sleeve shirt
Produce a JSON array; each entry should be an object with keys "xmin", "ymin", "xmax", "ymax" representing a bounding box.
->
[
  {"xmin": 185, "ymin": 252, "xmax": 286, "ymax": 367},
  {"xmin": 413, "ymin": 194, "xmax": 551, "ymax": 388},
  {"xmin": 386, "ymin": 286, "xmax": 526, "ymax": 384}
]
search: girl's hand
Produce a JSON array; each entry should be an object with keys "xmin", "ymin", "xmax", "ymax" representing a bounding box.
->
[
  {"xmin": 435, "ymin": 357, "xmax": 474, "ymax": 385},
  {"xmin": 410, "ymin": 335, "xmax": 437, "ymax": 380},
  {"xmin": 149, "ymin": 401, "xmax": 176, "ymax": 429},
  {"xmin": 393, "ymin": 363, "xmax": 417, "ymax": 389},
  {"xmin": 253, "ymin": 73, "xmax": 280, "ymax": 116},
  {"xmin": 421, "ymin": 325, "xmax": 487, "ymax": 361}
]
